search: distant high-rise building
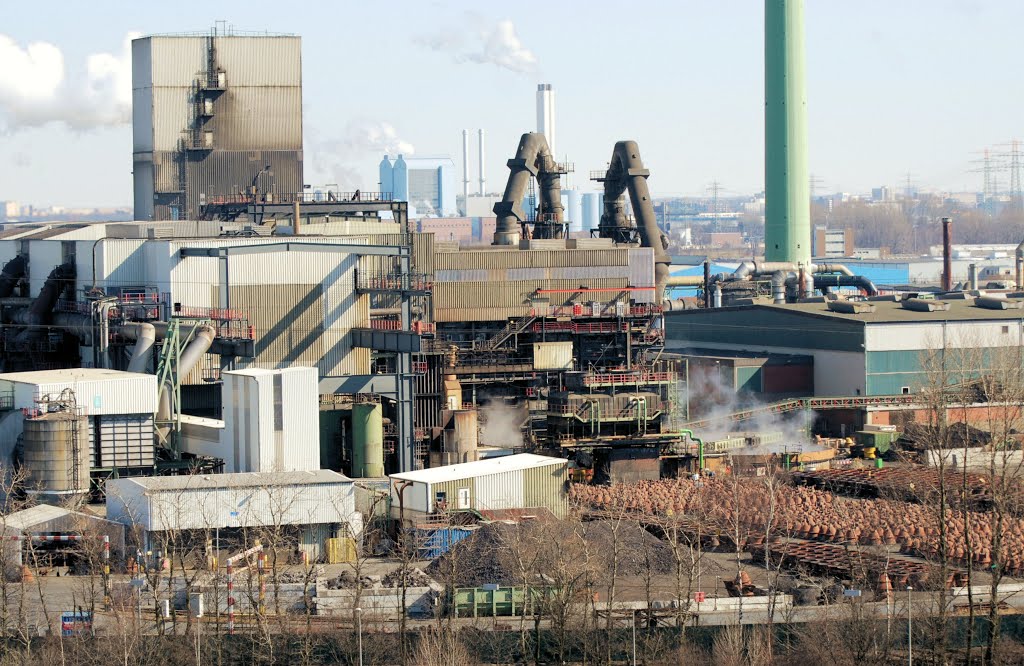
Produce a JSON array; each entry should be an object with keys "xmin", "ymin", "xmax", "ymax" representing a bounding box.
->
[
  {"xmin": 536, "ymin": 84, "xmax": 556, "ymax": 156},
  {"xmin": 380, "ymin": 155, "xmax": 456, "ymax": 217},
  {"xmin": 132, "ymin": 32, "xmax": 304, "ymax": 221}
]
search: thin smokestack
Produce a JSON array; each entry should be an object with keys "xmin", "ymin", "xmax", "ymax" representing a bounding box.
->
[
  {"xmin": 942, "ymin": 217, "xmax": 953, "ymax": 291},
  {"xmin": 536, "ymin": 83, "xmax": 555, "ymax": 156},
  {"xmin": 461, "ymin": 129, "xmax": 470, "ymax": 214},
  {"xmin": 478, "ymin": 128, "xmax": 486, "ymax": 195}
]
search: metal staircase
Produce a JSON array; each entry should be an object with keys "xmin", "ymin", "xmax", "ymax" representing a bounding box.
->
[{"xmin": 480, "ymin": 316, "xmax": 537, "ymax": 352}]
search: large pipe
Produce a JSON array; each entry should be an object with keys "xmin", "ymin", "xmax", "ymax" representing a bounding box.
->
[
  {"xmin": 666, "ymin": 275, "xmax": 705, "ymax": 287},
  {"xmin": 703, "ymin": 261, "xmax": 712, "ymax": 308},
  {"xmin": 478, "ymin": 129, "xmax": 486, "ymax": 195},
  {"xmin": 942, "ymin": 217, "xmax": 953, "ymax": 291},
  {"xmin": 156, "ymin": 324, "xmax": 216, "ymax": 427},
  {"xmin": 968, "ymin": 263, "xmax": 978, "ymax": 291},
  {"xmin": 492, "ymin": 132, "xmax": 561, "ymax": 245},
  {"xmin": 765, "ymin": 0, "xmax": 811, "ymax": 266},
  {"xmin": 0, "ymin": 255, "xmax": 27, "ymax": 298},
  {"xmin": 15, "ymin": 262, "xmax": 75, "ymax": 348},
  {"xmin": 771, "ymin": 271, "xmax": 786, "ymax": 304},
  {"xmin": 812, "ymin": 274, "xmax": 879, "ymax": 296},
  {"xmin": 601, "ymin": 141, "xmax": 671, "ymax": 302},
  {"xmin": 118, "ymin": 322, "xmax": 157, "ymax": 373}
]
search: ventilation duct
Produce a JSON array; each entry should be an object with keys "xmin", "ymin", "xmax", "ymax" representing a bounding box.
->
[
  {"xmin": 975, "ymin": 296, "xmax": 1024, "ymax": 310},
  {"xmin": 827, "ymin": 301, "xmax": 875, "ymax": 315},
  {"xmin": 902, "ymin": 298, "xmax": 950, "ymax": 312}
]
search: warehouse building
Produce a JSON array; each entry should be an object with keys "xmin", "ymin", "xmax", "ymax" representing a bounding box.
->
[
  {"xmin": 665, "ymin": 297, "xmax": 1024, "ymax": 427},
  {"xmin": 1, "ymin": 504, "xmax": 126, "ymax": 567},
  {"xmin": 389, "ymin": 453, "xmax": 569, "ymax": 525},
  {"xmin": 106, "ymin": 470, "xmax": 358, "ymax": 557}
]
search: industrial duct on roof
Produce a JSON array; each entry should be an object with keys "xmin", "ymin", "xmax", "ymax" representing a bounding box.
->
[
  {"xmin": 14, "ymin": 262, "xmax": 76, "ymax": 349},
  {"xmin": 599, "ymin": 141, "xmax": 672, "ymax": 303},
  {"xmin": 492, "ymin": 132, "xmax": 564, "ymax": 246}
]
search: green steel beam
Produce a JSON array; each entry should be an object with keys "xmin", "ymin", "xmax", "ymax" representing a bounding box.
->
[{"xmin": 765, "ymin": 0, "xmax": 811, "ymax": 265}]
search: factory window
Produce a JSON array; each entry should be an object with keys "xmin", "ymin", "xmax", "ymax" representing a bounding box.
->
[
  {"xmin": 901, "ymin": 386, "xmax": 910, "ymax": 395},
  {"xmin": 1002, "ymin": 326, "xmax": 1010, "ymax": 334}
]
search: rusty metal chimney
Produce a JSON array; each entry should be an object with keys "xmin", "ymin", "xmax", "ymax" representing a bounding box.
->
[{"xmin": 941, "ymin": 217, "xmax": 953, "ymax": 291}]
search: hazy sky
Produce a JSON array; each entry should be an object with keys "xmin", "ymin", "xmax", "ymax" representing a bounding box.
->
[{"xmin": 0, "ymin": 0, "xmax": 1016, "ymax": 208}]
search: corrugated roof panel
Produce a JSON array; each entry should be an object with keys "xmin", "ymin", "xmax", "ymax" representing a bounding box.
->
[{"xmin": 389, "ymin": 453, "xmax": 565, "ymax": 484}]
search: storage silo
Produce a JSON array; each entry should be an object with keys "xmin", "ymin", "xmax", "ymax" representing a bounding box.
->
[
  {"xmin": 351, "ymin": 402, "xmax": 385, "ymax": 478},
  {"xmin": 21, "ymin": 412, "xmax": 91, "ymax": 502}
]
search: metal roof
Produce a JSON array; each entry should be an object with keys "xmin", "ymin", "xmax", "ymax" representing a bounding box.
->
[
  {"xmin": 389, "ymin": 453, "xmax": 566, "ymax": 485},
  {"xmin": 0, "ymin": 504, "xmax": 115, "ymax": 531},
  {"xmin": 0, "ymin": 368, "xmax": 146, "ymax": 385},
  {"xmin": 761, "ymin": 299, "xmax": 1024, "ymax": 324},
  {"xmin": 116, "ymin": 470, "xmax": 351, "ymax": 492}
]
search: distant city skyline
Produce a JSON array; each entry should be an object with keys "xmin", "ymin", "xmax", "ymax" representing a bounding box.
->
[{"xmin": 0, "ymin": 1, "xmax": 1020, "ymax": 209}]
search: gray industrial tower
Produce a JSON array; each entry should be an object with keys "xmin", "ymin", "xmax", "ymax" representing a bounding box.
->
[{"xmin": 132, "ymin": 31, "xmax": 304, "ymax": 221}]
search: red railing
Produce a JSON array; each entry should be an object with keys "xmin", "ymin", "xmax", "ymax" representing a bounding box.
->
[
  {"xmin": 175, "ymin": 306, "xmax": 247, "ymax": 320},
  {"xmin": 582, "ymin": 371, "xmax": 674, "ymax": 387}
]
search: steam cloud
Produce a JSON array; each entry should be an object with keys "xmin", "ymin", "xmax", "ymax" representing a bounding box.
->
[
  {"xmin": 0, "ymin": 32, "xmax": 137, "ymax": 132},
  {"xmin": 418, "ymin": 17, "xmax": 539, "ymax": 75},
  {"xmin": 479, "ymin": 403, "xmax": 526, "ymax": 450},
  {"xmin": 306, "ymin": 119, "xmax": 416, "ymax": 190}
]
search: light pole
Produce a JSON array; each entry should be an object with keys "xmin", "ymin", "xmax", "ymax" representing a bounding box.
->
[
  {"xmin": 356, "ymin": 607, "xmax": 364, "ymax": 666},
  {"xmin": 907, "ymin": 586, "xmax": 913, "ymax": 666}
]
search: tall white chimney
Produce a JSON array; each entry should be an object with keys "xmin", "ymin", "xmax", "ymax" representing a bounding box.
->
[
  {"xmin": 461, "ymin": 129, "xmax": 470, "ymax": 214},
  {"xmin": 536, "ymin": 83, "xmax": 555, "ymax": 156},
  {"xmin": 478, "ymin": 128, "xmax": 486, "ymax": 195}
]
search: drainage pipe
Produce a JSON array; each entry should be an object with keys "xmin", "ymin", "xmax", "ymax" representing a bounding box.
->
[{"xmin": 942, "ymin": 217, "xmax": 953, "ymax": 292}]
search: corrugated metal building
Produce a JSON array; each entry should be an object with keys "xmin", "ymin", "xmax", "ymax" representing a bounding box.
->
[
  {"xmin": 1, "ymin": 504, "xmax": 126, "ymax": 566},
  {"xmin": 0, "ymin": 369, "xmax": 158, "ymax": 467},
  {"xmin": 389, "ymin": 453, "xmax": 569, "ymax": 524},
  {"xmin": 106, "ymin": 470, "xmax": 358, "ymax": 553},
  {"xmin": 132, "ymin": 33, "xmax": 303, "ymax": 220},
  {"xmin": 217, "ymin": 367, "xmax": 319, "ymax": 472},
  {"xmin": 666, "ymin": 299, "xmax": 1024, "ymax": 397}
]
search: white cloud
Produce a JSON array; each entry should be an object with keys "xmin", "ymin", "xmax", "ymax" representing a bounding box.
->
[
  {"xmin": 418, "ymin": 17, "xmax": 539, "ymax": 75},
  {"xmin": 0, "ymin": 32, "xmax": 138, "ymax": 131},
  {"xmin": 306, "ymin": 120, "xmax": 416, "ymax": 190}
]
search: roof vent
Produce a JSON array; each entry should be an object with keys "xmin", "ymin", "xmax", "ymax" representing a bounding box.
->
[
  {"xmin": 827, "ymin": 301, "xmax": 875, "ymax": 314},
  {"xmin": 975, "ymin": 296, "xmax": 1024, "ymax": 310},
  {"xmin": 903, "ymin": 298, "xmax": 950, "ymax": 312}
]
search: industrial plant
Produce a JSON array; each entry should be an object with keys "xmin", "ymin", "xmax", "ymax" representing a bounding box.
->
[{"xmin": 2, "ymin": 2, "xmax": 1024, "ymax": 663}]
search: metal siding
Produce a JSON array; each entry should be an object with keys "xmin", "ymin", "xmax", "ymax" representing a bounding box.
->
[
  {"xmin": 522, "ymin": 462, "xmax": 568, "ymax": 518},
  {"xmin": 149, "ymin": 87, "xmax": 193, "ymax": 152},
  {"xmin": 148, "ymin": 37, "xmax": 207, "ymax": 88},
  {"xmin": 131, "ymin": 88, "xmax": 154, "ymax": 153},
  {"xmin": 533, "ymin": 342, "xmax": 573, "ymax": 370},
  {"xmin": 28, "ymin": 242, "xmax": 64, "ymax": 297},
  {"xmin": 0, "ymin": 241, "xmax": 18, "ymax": 268},
  {"xmin": 99, "ymin": 239, "xmax": 148, "ymax": 288},
  {"xmin": 280, "ymin": 367, "xmax": 321, "ymax": 470},
  {"xmin": 213, "ymin": 37, "xmax": 302, "ymax": 87},
  {"xmin": 475, "ymin": 470, "xmax": 524, "ymax": 511},
  {"xmin": 7, "ymin": 373, "xmax": 158, "ymax": 416},
  {"xmin": 207, "ymin": 87, "xmax": 302, "ymax": 149},
  {"xmin": 130, "ymin": 480, "xmax": 355, "ymax": 532}
]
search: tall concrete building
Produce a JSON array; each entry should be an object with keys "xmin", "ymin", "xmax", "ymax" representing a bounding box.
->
[{"xmin": 132, "ymin": 32, "xmax": 304, "ymax": 221}]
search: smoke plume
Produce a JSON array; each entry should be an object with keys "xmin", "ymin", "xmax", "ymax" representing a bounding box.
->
[
  {"xmin": 0, "ymin": 32, "xmax": 137, "ymax": 132},
  {"xmin": 417, "ymin": 16, "xmax": 539, "ymax": 75},
  {"xmin": 479, "ymin": 403, "xmax": 526, "ymax": 450},
  {"xmin": 306, "ymin": 119, "xmax": 416, "ymax": 190}
]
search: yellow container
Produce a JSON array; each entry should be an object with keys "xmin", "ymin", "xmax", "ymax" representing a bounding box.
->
[{"xmin": 325, "ymin": 537, "xmax": 357, "ymax": 564}]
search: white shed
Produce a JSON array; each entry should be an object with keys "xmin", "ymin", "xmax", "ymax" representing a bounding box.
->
[
  {"xmin": 106, "ymin": 470, "xmax": 358, "ymax": 556},
  {"xmin": 389, "ymin": 454, "xmax": 569, "ymax": 523}
]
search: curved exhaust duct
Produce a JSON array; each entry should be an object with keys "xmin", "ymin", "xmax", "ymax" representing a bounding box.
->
[
  {"xmin": 156, "ymin": 324, "xmax": 216, "ymax": 445},
  {"xmin": 118, "ymin": 322, "xmax": 157, "ymax": 373},
  {"xmin": 15, "ymin": 262, "xmax": 75, "ymax": 349},
  {"xmin": 0, "ymin": 255, "xmax": 27, "ymax": 298},
  {"xmin": 600, "ymin": 141, "xmax": 671, "ymax": 303},
  {"xmin": 492, "ymin": 132, "xmax": 563, "ymax": 245}
]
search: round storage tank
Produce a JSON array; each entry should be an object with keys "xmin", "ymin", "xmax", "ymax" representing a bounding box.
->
[
  {"xmin": 351, "ymin": 403, "xmax": 384, "ymax": 478},
  {"xmin": 22, "ymin": 412, "xmax": 90, "ymax": 501}
]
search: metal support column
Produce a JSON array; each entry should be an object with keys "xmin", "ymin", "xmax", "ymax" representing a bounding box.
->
[{"xmin": 396, "ymin": 250, "xmax": 416, "ymax": 471}]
